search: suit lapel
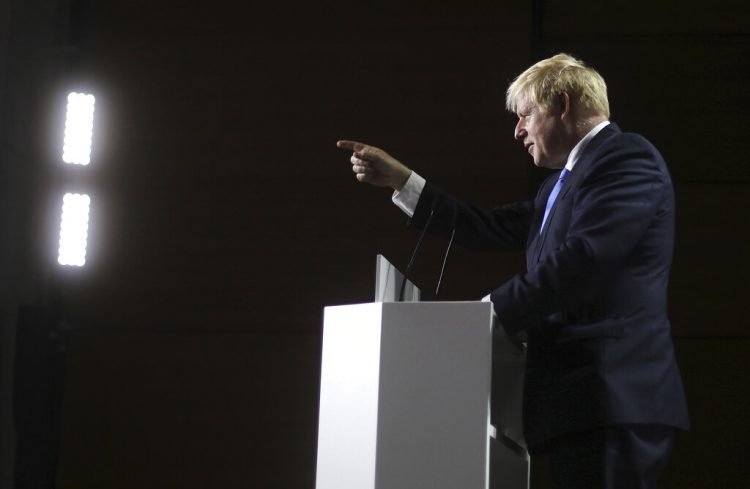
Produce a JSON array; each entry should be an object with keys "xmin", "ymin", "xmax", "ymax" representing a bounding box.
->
[
  {"xmin": 533, "ymin": 170, "xmax": 570, "ymax": 264},
  {"xmin": 527, "ymin": 175, "xmax": 556, "ymax": 270}
]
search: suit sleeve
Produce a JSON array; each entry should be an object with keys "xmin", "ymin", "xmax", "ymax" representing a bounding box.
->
[
  {"xmin": 491, "ymin": 135, "xmax": 673, "ymax": 332},
  {"xmin": 410, "ymin": 182, "xmax": 535, "ymax": 252}
]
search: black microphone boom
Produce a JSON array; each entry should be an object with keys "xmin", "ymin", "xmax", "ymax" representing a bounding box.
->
[
  {"xmin": 398, "ymin": 207, "xmax": 436, "ymax": 302},
  {"xmin": 434, "ymin": 227, "xmax": 456, "ymax": 297}
]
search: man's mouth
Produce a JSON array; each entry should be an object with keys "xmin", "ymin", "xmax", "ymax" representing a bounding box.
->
[{"xmin": 525, "ymin": 143, "xmax": 534, "ymax": 154}]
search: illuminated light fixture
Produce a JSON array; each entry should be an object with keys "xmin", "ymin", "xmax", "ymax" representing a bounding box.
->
[
  {"xmin": 62, "ymin": 92, "xmax": 95, "ymax": 165},
  {"xmin": 57, "ymin": 193, "xmax": 91, "ymax": 267}
]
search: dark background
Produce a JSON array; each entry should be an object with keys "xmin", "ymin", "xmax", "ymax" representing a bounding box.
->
[{"xmin": 1, "ymin": 0, "xmax": 748, "ymax": 488}]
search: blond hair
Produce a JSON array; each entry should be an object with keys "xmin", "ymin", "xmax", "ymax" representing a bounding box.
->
[{"xmin": 506, "ymin": 53, "xmax": 610, "ymax": 118}]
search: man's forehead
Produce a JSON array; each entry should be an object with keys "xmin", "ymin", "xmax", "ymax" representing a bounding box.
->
[{"xmin": 516, "ymin": 97, "xmax": 536, "ymax": 114}]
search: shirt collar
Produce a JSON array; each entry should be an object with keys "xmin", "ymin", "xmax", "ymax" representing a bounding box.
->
[{"xmin": 564, "ymin": 120, "xmax": 610, "ymax": 172}]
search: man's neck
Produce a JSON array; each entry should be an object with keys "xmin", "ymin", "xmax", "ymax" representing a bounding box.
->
[
  {"xmin": 563, "ymin": 118, "xmax": 610, "ymax": 171},
  {"xmin": 575, "ymin": 115, "xmax": 609, "ymax": 140}
]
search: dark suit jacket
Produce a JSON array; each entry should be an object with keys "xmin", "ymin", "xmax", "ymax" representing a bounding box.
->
[{"xmin": 409, "ymin": 123, "xmax": 689, "ymax": 449}]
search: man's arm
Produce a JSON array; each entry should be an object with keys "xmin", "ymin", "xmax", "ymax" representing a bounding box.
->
[
  {"xmin": 337, "ymin": 139, "xmax": 532, "ymax": 251},
  {"xmin": 409, "ymin": 182, "xmax": 533, "ymax": 251}
]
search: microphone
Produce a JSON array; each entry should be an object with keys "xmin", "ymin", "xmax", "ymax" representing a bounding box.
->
[
  {"xmin": 398, "ymin": 205, "xmax": 437, "ymax": 302},
  {"xmin": 435, "ymin": 213, "xmax": 459, "ymax": 297},
  {"xmin": 435, "ymin": 230, "xmax": 456, "ymax": 297}
]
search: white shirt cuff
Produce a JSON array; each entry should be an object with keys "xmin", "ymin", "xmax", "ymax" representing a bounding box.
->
[{"xmin": 391, "ymin": 171, "xmax": 426, "ymax": 218}]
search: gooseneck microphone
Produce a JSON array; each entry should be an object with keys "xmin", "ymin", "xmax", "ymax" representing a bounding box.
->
[
  {"xmin": 398, "ymin": 206, "xmax": 436, "ymax": 302},
  {"xmin": 434, "ymin": 227, "xmax": 456, "ymax": 297}
]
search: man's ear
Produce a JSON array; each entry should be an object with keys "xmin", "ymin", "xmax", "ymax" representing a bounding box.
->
[{"xmin": 559, "ymin": 92, "xmax": 571, "ymax": 120}]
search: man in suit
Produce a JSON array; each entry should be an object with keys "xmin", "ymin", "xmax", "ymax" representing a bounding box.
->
[{"xmin": 337, "ymin": 54, "xmax": 689, "ymax": 488}]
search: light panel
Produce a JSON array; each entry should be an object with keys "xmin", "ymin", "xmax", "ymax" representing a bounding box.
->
[
  {"xmin": 57, "ymin": 193, "xmax": 91, "ymax": 267},
  {"xmin": 62, "ymin": 92, "xmax": 95, "ymax": 165}
]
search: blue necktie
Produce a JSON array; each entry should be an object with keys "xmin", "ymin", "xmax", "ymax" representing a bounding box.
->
[{"xmin": 540, "ymin": 168, "xmax": 570, "ymax": 233}]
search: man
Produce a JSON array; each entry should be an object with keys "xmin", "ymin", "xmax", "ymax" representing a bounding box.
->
[{"xmin": 337, "ymin": 54, "xmax": 689, "ymax": 489}]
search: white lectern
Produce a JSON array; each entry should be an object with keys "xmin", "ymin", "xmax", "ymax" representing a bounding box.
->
[{"xmin": 316, "ymin": 301, "xmax": 528, "ymax": 489}]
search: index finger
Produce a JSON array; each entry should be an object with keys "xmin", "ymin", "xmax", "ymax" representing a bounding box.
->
[{"xmin": 336, "ymin": 140, "xmax": 367, "ymax": 152}]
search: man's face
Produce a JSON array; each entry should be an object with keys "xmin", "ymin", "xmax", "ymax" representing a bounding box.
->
[{"xmin": 514, "ymin": 98, "xmax": 569, "ymax": 169}]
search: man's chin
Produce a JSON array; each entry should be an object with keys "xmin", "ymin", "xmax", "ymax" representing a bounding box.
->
[{"xmin": 533, "ymin": 158, "xmax": 564, "ymax": 170}]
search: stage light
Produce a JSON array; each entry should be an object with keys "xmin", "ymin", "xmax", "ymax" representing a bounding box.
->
[
  {"xmin": 57, "ymin": 193, "xmax": 91, "ymax": 267},
  {"xmin": 62, "ymin": 92, "xmax": 95, "ymax": 165}
]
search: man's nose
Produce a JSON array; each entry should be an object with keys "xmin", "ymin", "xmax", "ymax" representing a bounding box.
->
[{"xmin": 514, "ymin": 121, "xmax": 526, "ymax": 140}]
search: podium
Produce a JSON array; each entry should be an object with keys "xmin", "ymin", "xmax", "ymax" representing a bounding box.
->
[{"xmin": 315, "ymin": 301, "xmax": 528, "ymax": 489}]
